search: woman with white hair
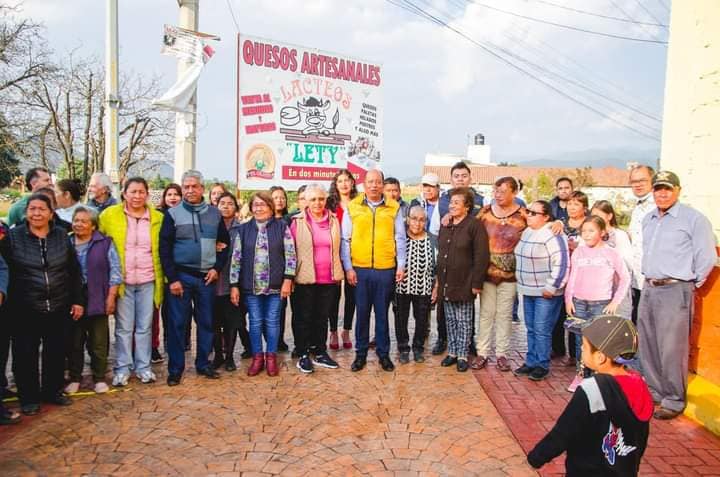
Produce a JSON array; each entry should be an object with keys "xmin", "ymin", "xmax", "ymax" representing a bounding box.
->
[{"xmin": 289, "ymin": 183, "xmax": 343, "ymax": 373}]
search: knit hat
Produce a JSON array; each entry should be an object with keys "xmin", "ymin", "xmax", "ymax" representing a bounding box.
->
[{"xmin": 583, "ymin": 314, "xmax": 639, "ymax": 359}]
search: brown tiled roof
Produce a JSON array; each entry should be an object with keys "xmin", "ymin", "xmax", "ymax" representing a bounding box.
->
[{"xmin": 422, "ymin": 165, "xmax": 630, "ymax": 188}]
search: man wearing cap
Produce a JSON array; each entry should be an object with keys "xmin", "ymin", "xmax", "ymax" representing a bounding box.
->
[
  {"xmin": 627, "ymin": 165, "xmax": 655, "ymax": 325},
  {"xmin": 640, "ymin": 170, "xmax": 717, "ymax": 420}
]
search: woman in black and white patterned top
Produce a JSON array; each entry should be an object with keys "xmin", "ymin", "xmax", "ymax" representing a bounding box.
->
[{"xmin": 395, "ymin": 205, "xmax": 436, "ymax": 364}]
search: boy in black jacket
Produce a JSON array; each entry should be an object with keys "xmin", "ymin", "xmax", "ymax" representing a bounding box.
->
[{"xmin": 528, "ymin": 315, "xmax": 653, "ymax": 476}]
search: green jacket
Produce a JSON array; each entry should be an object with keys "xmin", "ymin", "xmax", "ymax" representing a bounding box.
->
[
  {"xmin": 7, "ymin": 195, "xmax": 30, "ymax": 226},
  {"xmin": 98, "ymin": 204, "xmax": 165, "ymax": 306}
]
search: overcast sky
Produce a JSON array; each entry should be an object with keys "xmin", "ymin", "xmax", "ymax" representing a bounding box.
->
[{"xmin": 20, "ymin": 0, "xmax": 669, "ymax": 181}]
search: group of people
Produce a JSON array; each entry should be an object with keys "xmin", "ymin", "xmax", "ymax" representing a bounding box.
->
[{"xmin": 0, "ymin": 161, "xmax": 716, "ymax": 476}]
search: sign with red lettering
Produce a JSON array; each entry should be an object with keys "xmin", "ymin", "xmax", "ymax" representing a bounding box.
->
[{"xmin": 236, "ymin": 33, "xmax": 383, "ymax": 190}]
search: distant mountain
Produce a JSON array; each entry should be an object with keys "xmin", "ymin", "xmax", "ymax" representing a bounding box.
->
[{"xmin": 494, "ymin": 147, "xmax": 660, "ymax": 170}]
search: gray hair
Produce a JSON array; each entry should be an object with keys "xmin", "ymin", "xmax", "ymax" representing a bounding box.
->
[
  {"xmin": 91, "ymin": 172, "xmax": 113, "ymax": 193},
  {"xmin": 303, "ymin": 183, "xmax": 327, "ymax": 198},
  {"xmin": 408, "ymin": 205, "xmax": 427, "ymax": 219},
  {"xmin": 72, "ymin": 205, "xmax": 99, "ymax": 229},
  {"xmin": 181, "ymin": 169, "xmax": 204, "ymax": 184}
]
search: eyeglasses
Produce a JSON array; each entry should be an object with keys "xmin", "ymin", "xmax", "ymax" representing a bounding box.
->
[{"xmin": 527, "ymin": 210, "xmax": 547, "ymax": 217}]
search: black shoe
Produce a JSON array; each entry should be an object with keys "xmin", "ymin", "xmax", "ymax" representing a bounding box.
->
[
  {"xmin": 167, "ymin": 374, "xmax": 182, "ymax": 386},
  {"xmin": 21, "ymin": 403, "xmax": 40, "ymax": 416},
  {"xmin": 198, "ymin": 367, "xmax": 221, "ymax": 379},
  {"xmin": 441, "ymin": 355, "xmax": 458, "ymax": 367},
  {"xmin": 211, "ymin": 355, "xmax": 225, "ymax": 370},
  {"xmin": 379, "ymin": 356, "xmax": 395, "ymax": 372},
  {"xmin": 241, "ymin": 350, "xmax": 252, "ymax": 359},
  {"xmin": 529, "ymin": 367, "xmax": 550, "ymax": 381},
  {"xmin": 413, "ymin": 351, "xmax": 425, "ymax": 363},
  {"xmin": 398, "ymin": 352, "xmax": 410, "ymax": 364},
  {"xmin": 350, "ymin": 357, "xmax": 367, "ymax": 372},
  {"xmin": 151, "ymin": 348, "xmax": 164, "ymax": 364},
  {"xmin": 431, "ymin": 340, "xmax": 447, "ymax": 355},
  {"xmin": 224, "ymin": 359, "xmax": 237, "ymax": 372},
  {"xmin": 312, "ymin": 353, "xmax": 339, "ymax": 369},
  {"xmin": 297, "ymin": 355, "xmax": 314, "ymax": 374},
  {"xmin": 457, "ymin": 359, "xmax": 469, "ymax": 372},
  {"xmin": 278, "ymin": 341, "xmax": 289, "ymax": 352},
  {"xmin": 513, "ymin": 364, "xmax": 534, "ymax": 376},
  {"xmin": 43, "ymin": 392, "xmax": 72, "ymax": 406}
]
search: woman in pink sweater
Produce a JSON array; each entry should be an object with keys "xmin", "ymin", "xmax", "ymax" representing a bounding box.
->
[{"xmin": 565, "ymin": 216, "xmax": 630, "ymax": 392}]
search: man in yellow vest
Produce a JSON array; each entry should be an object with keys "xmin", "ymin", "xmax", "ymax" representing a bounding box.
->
[{"xmin": 341, "ymin": 169, "xmax": 407, "ymax": 372}]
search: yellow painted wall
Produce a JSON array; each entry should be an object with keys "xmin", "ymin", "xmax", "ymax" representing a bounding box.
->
[{"xmin": 660, "ymin": 1, "xmax": 720, "ymax": 434}]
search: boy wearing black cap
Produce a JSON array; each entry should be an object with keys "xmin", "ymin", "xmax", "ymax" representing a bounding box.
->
[{"xmin": 527, "ymin": 315, "xmax": 653, "ymax": 476}]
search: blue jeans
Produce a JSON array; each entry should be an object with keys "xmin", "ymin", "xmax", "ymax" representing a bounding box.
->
[
  {"xmin": 354, "ymin": 268, "xmax": 395, "ymax": 358},
  {"xmin": 244, "ymin": 293, "xmax": 282, "ymax": 354},
  {"xmin": 572, "ymin": 298, "xmax": 610, "ymax": 365},
  {"xmin": 166, "ymin": 272, "xmax": 215, "ymax": 375},
  {"xmin": 114, "ymin": 282, "xmax": 155, "ymax": 376},
  {"xmin": 523, "ymin": 295, "xmax": 563, "ymax": 370}
]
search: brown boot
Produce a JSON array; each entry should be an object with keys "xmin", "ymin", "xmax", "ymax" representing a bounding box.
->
[
  {"xmin": 266, "ymin": 352, "xmax": 279, "ymax": 377},
  {"xmin": 247, "ymin": 353, "xmax": 265, "ymax": 376}
]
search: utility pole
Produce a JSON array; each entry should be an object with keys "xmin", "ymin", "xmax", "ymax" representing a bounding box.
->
[
  {"xmin": 174, "ymin": 0, "xmax": 199, "ymax": 183},
  {"xmin": 104, "ymin": 0, "xmax": 120, "ymax": 189}
]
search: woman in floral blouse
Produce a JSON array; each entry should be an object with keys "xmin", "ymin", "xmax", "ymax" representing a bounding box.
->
[{"xmin": 230, "ymin": 191, "xmax": 296, "ymax": 377}]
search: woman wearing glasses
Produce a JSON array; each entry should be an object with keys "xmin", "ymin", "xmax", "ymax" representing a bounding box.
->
[{"xmin": 513, "ymin": 200, "xmax": 569, "ymax": 381}]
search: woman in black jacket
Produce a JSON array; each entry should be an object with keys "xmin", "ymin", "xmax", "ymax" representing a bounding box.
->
[{"xmin": 0, "ymin": 194, "xmax": 84, "ymax": 416}]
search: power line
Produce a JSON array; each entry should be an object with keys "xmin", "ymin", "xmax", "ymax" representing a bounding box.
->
[
  {"xmin": 606, "ymin": 0, "xmax": 664, "ymax": 42},
  {"xmin": 633, "ymin": 0, "xmax": 665, "ymax": 25},
  {"xmin": 528, "ymin": 0, "xmax": 667, "ymax": 27},
  {"xmin": 387, "ymin": 0, "xmax": 661, "ymax": 141},
  {"xmin": 444, "ymin": 0, "xmax": 662, "ymax": 126},
  {"xmin": 225, "ymin": 0, "xmax": 240, "ymax": 32},
  {"xmin": 465, "ymin": 0, "xmax": 667, "ymax": 44}
]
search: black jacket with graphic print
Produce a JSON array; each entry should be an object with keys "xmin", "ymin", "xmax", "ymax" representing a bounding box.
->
[{"xmin": 527, "ymin": 374, "xmax": 650, "ymax": 476}]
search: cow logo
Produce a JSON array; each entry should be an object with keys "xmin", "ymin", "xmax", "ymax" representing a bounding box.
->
[
  {"xmin": 601, "ymin": 422, "xmax": 637, "ymax": 466},
  {"xmin": 245, "ymin": 144, "xmax": 276, "ymax": 180},
  {"xmin": 280, "ymin": 96, "xmax": 340, "ymax": 136}
]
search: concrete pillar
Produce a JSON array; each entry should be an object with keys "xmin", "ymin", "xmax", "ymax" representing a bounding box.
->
[{"xmin": 174, "ymin": 0, "xmax": 199, "ymax": 183}]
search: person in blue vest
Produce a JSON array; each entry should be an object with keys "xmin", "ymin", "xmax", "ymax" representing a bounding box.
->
[
  {"xmin": 429, "ymin": 162, "xmax": 483, "ymax": 355},
  {"xmin": 160, "ymin": 170, "xmax": 230, "ymax": 386}
]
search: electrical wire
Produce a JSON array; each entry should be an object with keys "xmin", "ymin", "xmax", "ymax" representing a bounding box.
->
[
  {"xmin": 465, "ymin": 0, "xmax": 667, "ymax": 44},
  {"xmin": 386, "ymin": 0, "xmax": 661, "ymax": 141},
  {"xmin": 225, "ymin": 0, "xmax": 241, "ymax": 32},
  {"xmin": 528, "ymin": 0, "xmax": 667, "ymax": 27},
  {"xmin": 633, "ymin": 0, "xmax": 665, "ymax": 25},
  {"xmin": 606, "ymin": 0, "xmax": 665, "ymax": 43}
]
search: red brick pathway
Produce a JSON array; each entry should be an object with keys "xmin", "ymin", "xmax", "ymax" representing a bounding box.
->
[{"xmin": 475, "ymin": 344, "xmax": 720, "ymax": 476}]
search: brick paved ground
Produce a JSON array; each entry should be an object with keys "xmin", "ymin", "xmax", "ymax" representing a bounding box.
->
[
  {"xmin": 0, "ymin": 317, "xmax": 536, "ymax": 476},
  {"xmin": 2, "ymin": 311, "xmax": 720, "ymax": 476}
]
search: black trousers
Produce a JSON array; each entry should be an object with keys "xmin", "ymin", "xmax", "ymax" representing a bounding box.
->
[
  {"xmin": 13, "ymin": 309, "xmax": 66, "ymax": 405},
  {"xmin": 435, "ymin": 297, "xmax": 447, "ymax": 342},
  {"xmin": 328, "ymin": 281, "xmax": 356, "ymax": 332},
  {"xmin": 293, "ymin": 284, "xmax": 336, "ymax": 355},
  {"xmin": 213, "ymin": 295, "xmax": 250, "ymax": 359},
  {"xmin": 631, "ymin": 287, "xmax": 641, "ymax": 325},
  {"xmin": 395, "ymin": 294, "xmax": 430, "ymax": 353}
]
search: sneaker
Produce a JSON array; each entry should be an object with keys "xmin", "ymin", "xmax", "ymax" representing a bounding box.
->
[
  {"xmin": 64, "ymin": 382, "xmax": 80, "ymax": 394},
  {"xmin": 138, "ymin": 371, "xmax": 157, "ymax": 384},
  {"xmin": 297, "ymin": 355, "xmax": 313, "ymax": 374},
  {"xmin": 413, "ymin": 351, "xmax": 425, "ymax": 363},
  {"xmin": 513, "ymin": 364, "xmax": 534, "ymax": 376},
  {"xmin": 94, "ymin": 382, "xmax": 110, "ymax": 394},
  {"xmin": 151, "ymin": 348, "xmax": 164, "ymax": 364},
  {"xmin": 312, "ymin": 353, "xmax": 339, "ymax": 369},
  {"xmin": 398, "ymin": 352, "xmax": 410, "ymax": 364},
  {"xmin": 529, "ymin": 367, "xmax": 549, "ymax": 381},
  {"xmin": 112, "ymin": 373, "xmax": 129, "ymax": 387},
  {"xmin": 566, "ymin": 375, "xmax": 583, "ymax": 393}
]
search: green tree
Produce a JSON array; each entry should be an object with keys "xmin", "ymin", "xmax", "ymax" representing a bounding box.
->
[
  {"xmin": 0, "ymin": 118, "xmax": 20, "ymax": 188},
  {"xmin": 523, "ymin": 172, "xmax": 554, "ymax": 202}
]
